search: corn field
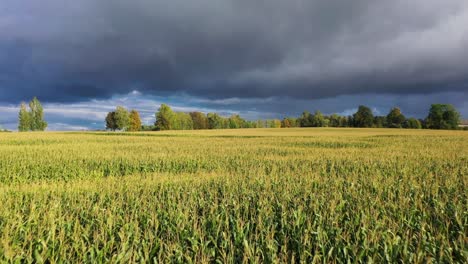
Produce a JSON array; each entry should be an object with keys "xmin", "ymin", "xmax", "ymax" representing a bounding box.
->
[{"xmin": 0, "ymin": 128, "xmax": 467, "ymax": 263}]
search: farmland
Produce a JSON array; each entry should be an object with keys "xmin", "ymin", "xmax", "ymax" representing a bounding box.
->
[{"xmin": 0, "ymin": 128, "xmax": 467, "ymax": 262}]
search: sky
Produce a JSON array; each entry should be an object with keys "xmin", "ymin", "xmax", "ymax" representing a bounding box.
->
[{"xmin": 1, "ymin": 0, "xmax": 468, "ymax": 130}]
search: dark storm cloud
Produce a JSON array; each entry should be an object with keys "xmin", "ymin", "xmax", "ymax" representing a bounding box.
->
[{"xmin": 1, "ymin": 0, "xmax": 468, "ymax": 103}]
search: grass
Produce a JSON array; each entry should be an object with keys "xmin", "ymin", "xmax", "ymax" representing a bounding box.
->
[{"xmin": 0, "ymin": 128, "xmax": 467, "ymax": 262}]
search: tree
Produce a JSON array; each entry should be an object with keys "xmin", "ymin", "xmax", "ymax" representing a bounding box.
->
[
  {"xmin": 114, "ymin": 106, "xmax": 130, "ymax": 130},
  {"xmin": 190, "ymin": 112, "xmax": 208, "ymax": 130},
  {"xmin": 329, "ymin": 114, "xmax": 341, "ymax": 127},
  {"xmin": 155, "ymin": 104, "xmax": 174, "ymax": 130},
  {"xmin": 105, "ymin": 112, "xmax": 117, "ymax": 131},
  {"xmin": 227, "ymin": 114, "xmax": 246, "ymax": 129},
  {"xmin": 29, "ymin": 97, "xmax": 47, "ymax": 131},
  {"xmin": 256, "ymin": 120, "xmax": 266, "ymax": 128},
  {"xmin": 311, "ymin": 111, "xmax": 326, "ymax": 127},
  {"xmin": 403, "ymin": 118, "xmax": 422, "ymax": 129},
  {"xmin": 207, "ymin": 113, "xmax": 224, "ymax": 129},
  {"xmin": 386, "ymin": 107, "xmax": 406, "ymax": 128},
  {"xmin": 129, "ymin": 110, "xmax": 142, "ymax": 131},
  {"xmin": 18, "ymin": 102, "xmax": 31, "ymax": 132},
  {"xmin": 373, "ymin": 116, "xmax": 387, "ymax": 128},
  {"xmin": 426, "ymin": 104, "xmax": 461, "ymax": 130},
  {"xmin": 173, "ymin": 112, "xmax": 193, "ymax": 130},
  {"xmin": 271, "ymin": 119, "xmax": 282, "ymax": 128},
  {"xmin": 299, "ymin": 111, "xmax": 312, "ymax": 127},
  {"xmin": 353, "ymin": 105, "xmax": 374, "ymax": 128}
]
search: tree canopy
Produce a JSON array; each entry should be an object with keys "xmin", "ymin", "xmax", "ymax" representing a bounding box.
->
[
  {"xmin": 386, "ymin": 107, "xmax": 406, "ymax": 128},
  {"xmin": 17, "ymin": 97, "xmax": 47, "ymax": 132},
  {"xmin": 155, "ymin": 104, "xmax": 174, "ymax": 130},
  {"xmin": 353, "ymin": 105, "xmax": 374, "ymax": 128},
  {"xmin": 129, "ymin": 110, "xmax": 142, "ymax": 131},
  {"xmin": 426, "ymin": 104, "xmax": 460, "ymax": 129},
  {"xmin": 102, "ymin": 103, "xmax": 463, "ymax": 132},
  {"xmin": 105, "ymin": 106, "xmax": 135, "ymax": 131}
]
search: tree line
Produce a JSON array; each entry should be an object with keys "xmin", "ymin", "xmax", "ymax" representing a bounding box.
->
[
  {"xmin": 10, "ymin": 98, "xmax": 462, "ymax": 131},
  {"xmin": 105, "ymin": 103, "xmax": 463, "ymax": 131}
]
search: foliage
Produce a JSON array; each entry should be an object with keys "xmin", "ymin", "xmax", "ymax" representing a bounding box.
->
[
  {"xmin": 270, "ymin": 119, "xmax": 282, "ymax": 128},
  {"xmin": 114, "ymin": 106, "xmax": 130, "ymax": 130},
  {"xmin": 329, "ymin": 114, "xmax": 340, "ymax": 127},
  {"xmin": 403, "ymin": 118, "xmax": 422, "ymax": 129},
  {"xmin": 281, "ymin": 117, "xmax": 297, "ymax": 128},
  {"xmin": 207, "ymin": 113, "xmax": 225, "ymax": 129},
  {"xmin": 173, "ymin": 112, "xmax": 194, "ymax": 130},
  {"xmin": 105, "ymin": 107, "xmax": 132, "ymax": 131},
  {"xmin": 129, "ymin": 110, "xmax": 142, "ymax": 131},
  {"xmin": 373, "ymin": 116, "xmax": 387, "ymax": 128},
  {"xmin": 386, "ymin": 107, "xmax": 406, "ymax": 128},
  {"xmin": 298, "ymin": 111, "xmax": 312, "ymax": 127},
  {"xmin": 311, "ymin": 110, "xmax": 326, "ymax": 127},
  {"xmin": 353, "ymin": 105, "xmax": 374, "ymax": 127},
  {"xmin": 0, "ymin": 129, "xmax": 466, "ymax": 262},
  {"xmin": 107, "ymin": 103, "xmax": 463, "ymax": 131},
  {"xmin": 190, "ymin": 112, "xmax": 208, "ymax": 130},
  {"xmin": 29, "ymin": 97, "xmax": 48, "ymax": 131},
  {"xmin": 105, "ymin": 112, "xmax": 117, "ymax": 131},
  {"xmin": 426, "ymin": 104, "xmax": 461, "ymax": 130},
  {"xmin": 17, "ymin": 98, "xmax": 47, "ymax": 132},
  {"xmin": 18, "ymin": 102, "xmax": 31, "ymax": 132},
  {"xmin": 227, "ymin": 115, "xmax": 245, "ymax": 129},
  {"xmin": 155, "ymin": 104, "xmax": 175, "ymax": 130}
]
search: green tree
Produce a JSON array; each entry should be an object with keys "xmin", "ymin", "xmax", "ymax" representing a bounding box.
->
[
  {"xmin": 155, "ymin": 104, "xmax": 174, "ymax": 130},
  {"xmin": 173, "ymin": 112, "xmax": 193, "ymax": 130},
  {"xmin": 311, "ymin": 111, "xmax": 326, "ymax": 127},
  {"xmin": 18, "ymin": 102, "xmax": 31, "ymax": 132},
  {"xmin": 190, "ymin": 112, "xmax": 208, "ymax": 130},
  {"xmin": 207, "ymin": 113, "xmax": 224, "ymax": 129},
  {"xmin": 299, "ymin": 111, "xmax": 312, "ymax": 127},
  {"xmin": 373, "ymin": 116, "xmax": 387, "ymax": 128},
  {"xmin": 386, "ymin": 107, "xmax": 406, "ymax": 128},
  {"xmin": 426, "ymin": 104, "xmax": 461, "ymax": 130},
  {"xmin": 272, "ymin": 119, "xmax": 282, "ymax": 128},
  {"xmin": 353, "ymin": 105, "xmax": 374, "ymax": 128},
  {"xmin": 227, "ymin": 115, "xmax": 246, "ymax": 129},
  {"xmin": 129, "ymin": 110, "xmax": 142, "ymax": 131},
  {"xmin": 341, "ymin": 117, "xmax": 348, "ymax": 127},
  {"xmin": 105, "ymin": 112, "xmax": 117, "ymax": 131},
  {"xmin": 29, "ymin": 97, "xmax": 47, "ymax": 131},
  {"xmin": 114, "ymin": 106, "xmax": 130, "ymax": 130},
  {"xmin": 254, "ymin": 120, "xmax": 264, "ymax": 128},
  {"xmin": 329, "ymin": 114, "xmax": 341, "ymax": 127},
  {"xmin": 403, "ymin": 118, "xmax": 422, "ymax": 129}
]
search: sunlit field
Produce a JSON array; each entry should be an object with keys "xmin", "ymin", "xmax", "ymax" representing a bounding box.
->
[{"xmin": 0, "ymin": 128, "xmax": 466, "ymax": 262}]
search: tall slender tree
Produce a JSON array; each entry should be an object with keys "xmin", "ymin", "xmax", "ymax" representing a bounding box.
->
[
  {"xmin": 18, "ymin": 102, "xmax": 31, "ymax": 132},
  {"xmin": 29, "ymin": 97, "xmax": 47, "ymax": 131}
]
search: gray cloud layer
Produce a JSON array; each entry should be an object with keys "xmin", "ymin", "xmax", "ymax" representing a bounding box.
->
[{"xmin": 1, "ymin": 0, "xmax": 468, "ymax": 103}]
